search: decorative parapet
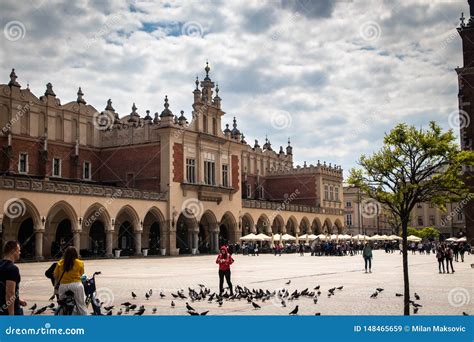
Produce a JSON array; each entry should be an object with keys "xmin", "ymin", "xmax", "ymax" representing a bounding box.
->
[
  {"xmin": 242, "ymin": 199, "xmax": 343, "ymax": 216},
  {"xmin": 266, "ymin": 163, "xmax": 343, "ymax": 178},
  {"xmin": 0, "ymin": 176, "xmax": 166, "ymax": 201}
]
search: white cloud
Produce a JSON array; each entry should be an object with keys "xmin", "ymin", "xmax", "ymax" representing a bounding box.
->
[{"xmin": 0, "ymin": 0, "xmax": 465, "ymax": 178}]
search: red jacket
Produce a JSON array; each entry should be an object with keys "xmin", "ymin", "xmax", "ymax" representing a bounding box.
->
[{"xmin": 216, "ymin": 253, "xmax": 234, "ymax": 271}]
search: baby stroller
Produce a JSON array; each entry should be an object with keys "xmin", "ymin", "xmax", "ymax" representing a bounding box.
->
[{"xmin": 55, "ymin": 271, "xmax": 102, "ymax": 315}]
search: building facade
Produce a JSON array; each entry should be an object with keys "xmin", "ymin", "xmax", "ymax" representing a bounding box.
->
[
  {"xmin": 0, "ymin": 64, "xmax": 344, "ymax": 259},
  {"xmin": 344, "ymin": 186, "xmax": 465, "ymax": 238},
  {"xmin": 457, "ymin": 1, "xmax": 474, "ymax": 244}
]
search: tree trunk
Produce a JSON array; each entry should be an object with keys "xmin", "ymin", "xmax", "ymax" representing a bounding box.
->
[{"xmin": 402, "ymin": 218, "xmax": 410, "ymax": 315}]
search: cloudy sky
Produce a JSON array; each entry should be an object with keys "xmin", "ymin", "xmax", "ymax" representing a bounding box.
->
[{"xmin": 0, "ymin": 0, "xmax": 468, "ymax": 177}]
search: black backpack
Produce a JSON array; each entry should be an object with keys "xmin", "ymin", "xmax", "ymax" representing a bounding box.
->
[{"xmin": 45, "ymin": 262, "xmax": 57, "ymax": 284}]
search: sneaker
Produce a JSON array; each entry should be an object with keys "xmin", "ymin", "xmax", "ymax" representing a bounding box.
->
[
  {"xmin": 452, "ymin": 270, "xmax": 455, "ymax": 273},
  {"xmin": 369, "ymin": 270, "xmax": 372, "ymax": 273},
  {"xmin": 365, "ymin": 270, "xmax": 368, "ymax": 273}
]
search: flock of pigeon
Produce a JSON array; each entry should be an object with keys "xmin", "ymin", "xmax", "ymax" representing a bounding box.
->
[{"xmin": 28, "ymin": 281, "xmax": 470, "ymax": 316}]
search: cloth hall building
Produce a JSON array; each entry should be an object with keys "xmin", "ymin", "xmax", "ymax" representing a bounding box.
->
[{"xmin": 0, "ymin": 64, "xmax": 344, "ymax": 259}]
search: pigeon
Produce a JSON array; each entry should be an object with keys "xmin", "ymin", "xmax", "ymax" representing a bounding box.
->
[
  {"xmin": 149, "ymin": 289, "xmax": 153, "ymax": 296},
  {"xmin": 376, "ymin": 288, "xmax": 384, "ymax": 292},
  {"xmin": 337, "ymin": 286, "xmax": 344, "ymax": 290},
  {"xmin": 414, "ymin": 293, "xmax": 420, "ymax": 301},
  {"xmin": 131, "ymin": 291, "xmax": 137, "ymax": 299},
  {"xmin": 314, "ymin": 312, "xmax": 321, "ymax": 316},
  {"xmin": 395, "ymin": 293, "xmax": 403, "ymax": 297},
  {"xmin": 313, "ymin": 297, "xmax": 318, "ymax": 304},
  {"xmin": 462, "ymin": 312, "xmax": 469, "ymax": 316},
  {"xmin": 198, "ymin": 284, "xmax": 205, "ymax": 288},
  {"xmin": 285, "ymin": 280, "xmax": 291, "ymax": 285},
  {"xmin": 145, "ymin": 293, "xmax": 150, "ymax": 300},
  {"xmin": 152, "ymin": 308, "xmax": 157, "ymax": 314},
  {"xmin": 104, "ymin": 305, "xmax": 114, "ymax": 311},
  {"xmin": 414, "ymin": 307, "xmax": 419, "ymax": 314},
  {"xmin": 117, "ymin": 309, "xmax": 123, "ymax": 316},
  {"xmin": 200, "ymin": 310, "xmax": 209, "ymax": 316},
  {"xmin": 171, "ymin": 301, "xmax": 175, "ymax": 308},
  {"xmin": 121, "ymin": 302, "xmax": 132, "ymax": 307},
  {"xmin": 218, "ymin": 299, "xmax": 223, "ymax": 307},
  {"xmin": 34, "ymin": 306, "xmax": 47, "ymax": 315},
  {"xmin": 370, "ymin": 291, "xmax": 378, "ymax": 299},
  {"xmin": 317, "ymin": 291, "xmax": 321, "ymax": 296},
  {"xmin": 281, "ymin": 300, "xmax": 286, "ymax": 307},
  {"xmin": 106, "ymin": 310, "xmax": 113, "ymax": 316},
  {"xmin": 47, "ymin": 303, "xmax": 55, "ymax": 309},
  {"xmin": 186, "ymin": 303, "xmax": 195, "ymax": 311},
  {"xmin": 289, "ymin": 305, "xmax": 299, "ymax": 315},
  {"xmin": 314, "ymin": 285, "xmax": 320, "ymax": 290},
  {"xmin": 187, "ymin": 310, "xmax": 199, "ymax": 316},
  {"xmin": 171, "ymin": 293, "xmax": 179, "ymax": 299},
  {"xmin": 129, "ymin": 304, "xmax": 137, "ymax": 310},
  {"xmin": 252, "ymin": 302, "xmax": 261, "ymax": 310},
  {"xmin": 29, "ymin": 304, "xmax": 37, "ymax": 311},
  {"xmin": 160, "ymin": 292, "xmax": 166, "ymax": 298},
  {"xmin": 134, "ymin": 308, "xmax": 145, "ymax": 316},
  {"xmin": 412, "ymin": 303, "xmax": 423, "ymax": 308}
]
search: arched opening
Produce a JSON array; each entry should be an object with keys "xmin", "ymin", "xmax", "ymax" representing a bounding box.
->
[
  {"xmin": 177, "ymin": 212, "xmax": 196, "ymax": 255},
  {"xmin": 271, "ymin": 215, "xmax": 285, "ymax": 234},
  {"xmin": 220, "ymin": 212, "xmax": 237, "ymax": 246},
  {"xmin": 89, "ymin": 221, "xmax": 105, "ymax": 256},
  {"xmin": 241, "ymin": 213, "xmax": 254, "ymax": 235},
  {"xmin": 52, "ymin": 219, "xmax": 73, "ymax": 258},
  {"xmin": 300, "ymin": 217, "xmax": 310, "ymax": 234},
  {"xmin": 312, "ymin": 218, "xmax": 323, "ymax": 234},
  {"xmin": 323, "ymin": 218, "xmax": 333, "ymax": 234},
  {"xmin": 18, "ymin": 218, "xmax": 35, "ymax": 259},
  {"xmin": 198, "ymin": 211, "xmax": 217, "ymax": 253},
  {"xmin": 143, "ymin": 208, "xmax": 165, "ymax": 255},
  {"xmin": 256, "ymin": 214, "xmax": 270, "ymax": 234},
  {"xmin": 149, "ymin": 223, "xmax": 160, "ymax": 254},
  {"xmin": 118, "ymin": 221, "xmax": 134, "ymax": 255},
  {"xmin": 286, "ymin": 216, "xmax": 298, "ymax": 236},
  {"xmin": 335, "ymin": 219, "xmax": 344, "ymax": 234}
]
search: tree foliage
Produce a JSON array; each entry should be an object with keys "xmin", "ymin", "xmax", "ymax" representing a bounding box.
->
[{"xmin": 348, "ymin": 121, "xmax": 474, "ymax": 315}]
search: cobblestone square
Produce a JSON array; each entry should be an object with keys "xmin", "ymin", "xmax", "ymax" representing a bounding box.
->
[{"xmin": 18, "ymin": 250, "xmax": 473, "ymax": 316}]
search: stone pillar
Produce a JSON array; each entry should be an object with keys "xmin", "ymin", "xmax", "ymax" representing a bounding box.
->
[
  {"xmin": 73, "ymin": 230, "xmax": 81, "ymax": 254},
  {"xmin": 212, "ymin": 230, "xmax": 219, "ymax": 253},
  {"xmin": 34, "ymin": 230, "xmax": 44, "ymax": 260},
  {"xmin": 193, "ymin": 231, "xmax": 199, "ymax": 250},
  {"xmin": 105, "ymin": 230, "xmax": 113, "ymax": 258},
  {"xmin": 134, "ymin": 231, "xmax": 142, "ymax": 256},
  {"xmin": 169, "ymin": 230, "xmax": 178, "ymax": 256}
]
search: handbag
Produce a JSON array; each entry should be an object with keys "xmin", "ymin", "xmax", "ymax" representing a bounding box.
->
[{"xmin": 53, "ymin": 267, "xmax": 67, "ymax": 296}]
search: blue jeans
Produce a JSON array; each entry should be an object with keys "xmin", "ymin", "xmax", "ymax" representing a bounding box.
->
[{"xmin": 364, "ymin": 257, "xmax": 372, "ymax": 271}]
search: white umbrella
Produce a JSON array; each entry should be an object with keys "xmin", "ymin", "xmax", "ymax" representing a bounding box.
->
[
  {"xmin": 329, "ymin": 234, "xmax": 338, "ymax": 240},
  {"xmin": 256, "ymin": 233, "xmax": 272, "ymax": 241},
  {"xmin": 352, "ymin": 234, "xmax": 368, "ymax": 240},
  {"xmin": 445, "ymin": 237, "xmax": 457, "ymax": 242},
  {"xmin": 273, "ymin": 233, "xmax": 281, "ymax": 241},
  {"xmin": 388, "ymin": 235, "xmax": 402, "ymax": 241},
  {"xmin": 281, "ymin": 234, "xmax": 296, "ymax": 241},
  {"xmin": 306, "ymin": 234, "xmax": 317, "ymax": 241},
  {"xmin": 407, "ymin": 235, "xmax": 422, "ymax": 242},
  {"xmin": 457, "ymin": 237, "xmax": 466, "ymax": 242},
  {"xmin": 379, "ymin": 234, "xmax": 389, "ymax": 240},
  {"xmin": 240, "ymin": 233, "xmax": 258, "ymax": 241},
  {"xmin": 369, "ymin": 234, "xmax": 382, "ymax": 240},
  {"xmin": 316, "ymin": 234, "xmax": 327, "ymax": 240},
  {"xmin": 340, "ymin": 234, "xmax": 352, "ymax": 240}
]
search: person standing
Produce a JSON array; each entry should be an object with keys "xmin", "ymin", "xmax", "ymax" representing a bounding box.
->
[
  {"xmin": 362, "ymin": 243, "xmax": 373, "ymax": 273},
  {"xmin": 53, "ymin": 246, "xmax": 88, "ymax": 315},
  {"xmin": 436, "ymin": 245, "xmax": 445, "ymax": 273},
  {"xmin": 216, "ymin": 246, "xmax": 234, "ymax": 296},
  {"xmin": 459, "ymin": 243, "xmax": 466, "ymax": 262},
  {"xmin": 0, "ymin": 241, "xmax": 27, "ymax": 315},
  {"xmin": 298, "ymin": 243, "xmax": 304, "ymax": 256},
  {"xmin": 445, "ymin": 244, "xmax": 455, "ymax": 274}
]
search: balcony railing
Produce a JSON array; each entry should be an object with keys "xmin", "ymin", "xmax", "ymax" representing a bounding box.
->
[{"xmin": 242, "ymin": 199, "xmax": 344, "ymax": 215}]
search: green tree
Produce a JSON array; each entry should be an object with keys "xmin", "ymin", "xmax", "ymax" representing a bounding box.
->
[
  {"xmin": 419, "ymin": 227, "xmax": 440, "ymax": 239},
  {"xmin": 349, "ymin": 122, "xmax": 473, "ymax": 315}
]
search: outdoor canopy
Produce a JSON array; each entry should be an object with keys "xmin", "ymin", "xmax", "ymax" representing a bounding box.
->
[
  {"xmin": 239, "ymin": 233, "xmax": 259, "ymax": 241},
  {"xmin": 407, "ymin": 235, "xmax": 422, "ymax": 242}
]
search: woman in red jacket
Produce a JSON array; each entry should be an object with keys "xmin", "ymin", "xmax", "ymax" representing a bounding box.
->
[{"xmin": 216, "ymin": 246, "xmax": 234, "ymax": 296}]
